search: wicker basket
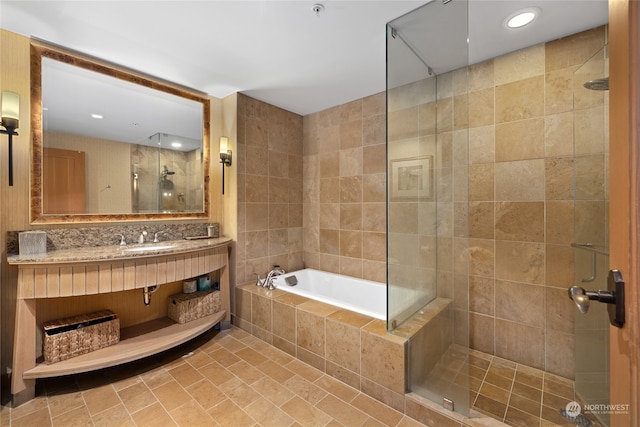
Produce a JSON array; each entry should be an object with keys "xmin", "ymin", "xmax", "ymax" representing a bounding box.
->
[
  {"xmin": 168, "ymin": 290, "xmax": 221, "ymax": 324},
  {"xmin": 43, "ymin": 310, "xmax": 120, "ymax": 364}
]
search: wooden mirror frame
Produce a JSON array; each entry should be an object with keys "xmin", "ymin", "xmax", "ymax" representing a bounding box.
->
[{"xmin": 30, "ymin": 42, "xmax": 210, "ymax": 224}]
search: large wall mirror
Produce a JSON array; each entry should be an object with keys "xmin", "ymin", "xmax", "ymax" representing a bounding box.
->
[{"xmin": 30, "ymin": 42, "xmax": 211, "ymax": 224}]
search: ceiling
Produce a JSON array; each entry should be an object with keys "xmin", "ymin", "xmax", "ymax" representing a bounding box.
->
[{"xmin": 1, "ymin": 0, "xmax": 608, "ymax": 116}]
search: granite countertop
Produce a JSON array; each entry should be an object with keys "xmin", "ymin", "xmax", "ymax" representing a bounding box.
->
[{"xmin": 7, "ymin": 237, "xmax": 232, "ymax": 265}]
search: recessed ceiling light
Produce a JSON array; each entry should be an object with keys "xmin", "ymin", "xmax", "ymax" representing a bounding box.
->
[
  {"xmin": 91, "ymin": 114, "xmax": 103, "ymax": 119},
  {"xmin": 505, "ymin": 8, "xmax": 539, "ymax": 29},
  {"xmin": 171, "ymin": 142, "xmax": 182, "ymax": 148}
]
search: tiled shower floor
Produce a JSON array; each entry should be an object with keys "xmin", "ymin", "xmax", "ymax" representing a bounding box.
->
[{"xmin": 416, "ymin": 345, "xmax": 604, "ymax": 427}]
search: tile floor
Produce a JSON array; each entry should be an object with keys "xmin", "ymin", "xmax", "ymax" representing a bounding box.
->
[
  {"xmin": 422, "ymin": 346, "xmax": 604, "ymax": 427},
  {"xmin": 1, "ymin": 326, "xmax": 426, "ymax": 427}
]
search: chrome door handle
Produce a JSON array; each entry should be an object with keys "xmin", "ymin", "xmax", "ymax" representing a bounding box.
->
[{"xmin": 567, "ymin": 269, "xmax": 625, "ymax": 328}]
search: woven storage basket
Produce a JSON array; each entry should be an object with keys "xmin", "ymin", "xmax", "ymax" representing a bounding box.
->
[
  {"xmin": 168, "ymin": 290, "xmax": 221, "ymax": 324},
  {"xmin": 43, "ymin": 310, "xmax": 120, "ymax": 364}
]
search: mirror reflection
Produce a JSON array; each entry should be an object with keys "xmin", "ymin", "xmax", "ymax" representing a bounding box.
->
[{"xmin": 31, "ymin": 43, "xmax": 210, "ymax": 223}]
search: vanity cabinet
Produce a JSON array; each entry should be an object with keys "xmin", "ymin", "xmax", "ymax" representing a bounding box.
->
[{"xmin": 8, "ymin": 239, "xmax": 231, "ymax": 406}]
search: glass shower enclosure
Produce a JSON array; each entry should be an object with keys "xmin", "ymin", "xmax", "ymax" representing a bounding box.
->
[{"xmin": 387, "ymin": 0, "xmax": 471, "ymax": 416}]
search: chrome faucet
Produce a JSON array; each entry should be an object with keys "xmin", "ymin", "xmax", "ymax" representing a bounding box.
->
[
  {"xmin": 116, "ymin": 234, "xmax": 127, "ymax": 246},
  {"xmin": 263, "ymin": 265, "xmax": 285, "ymax": 290},
  {"xmin": 153, "ymin": 231, "xmax": 167, "ymax": 243},
  {"xmin": 138, "ymin": 230, "xmax": 147, "ymax": 244}
]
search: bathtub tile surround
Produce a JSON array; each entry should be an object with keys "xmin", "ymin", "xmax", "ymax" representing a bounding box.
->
[{"xmin": 234, "ymin": 283, "xmax": 410, "ymax": 411}]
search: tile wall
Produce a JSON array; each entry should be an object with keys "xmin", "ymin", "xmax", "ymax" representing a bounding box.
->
[
  {"xmin": 301, "ymin": 93, "xmax": 387, "ymax": 283},
  {"xmin": 235, "ymin": 94, "xmax": 305, "ymax": 284},
  {"xmin": 460, "ymin": 27, "xmax": 606, "ymax": 378}
]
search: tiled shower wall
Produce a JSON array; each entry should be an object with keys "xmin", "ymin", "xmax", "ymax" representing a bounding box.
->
[
  {"xmin": 384, "ymin": 26, "xmax": 606, "ymax": 381},
  {"xmin": 301, "ymin": 93, "xmax": 387, "ymax": 283},
  {"xmin": 235, "ymin": 94, "xmax": 305, "ymax": 283}
]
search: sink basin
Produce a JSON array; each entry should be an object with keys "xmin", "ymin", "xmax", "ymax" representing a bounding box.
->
[{"xmin": 121, "ymin": 244, "xmax": 176, "ymax": 252}]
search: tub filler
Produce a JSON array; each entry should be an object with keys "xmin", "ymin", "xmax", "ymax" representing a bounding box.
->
[{"xmin": 234, "ymin": 268, "xmax": 454, "ymax": 415}]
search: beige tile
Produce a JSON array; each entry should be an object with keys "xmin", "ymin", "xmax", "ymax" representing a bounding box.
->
[
  {"xmin": 51, "ymin": 405, "xmax": 91, "ymax": 427},
  {"xmin": 495, "ymin": 118, "xmax": 545, "ymax": 162},
  {"xmin": 169, "ymin": 400, "xmax": 214, "ymax": 426},
  {"xmin": 199, "ymin": 359, "xmax": 236, "ymax": 384},
  {"xmin": 469, "ymin": 163, "xmax": 494, "ymax": 201},
  {"xmin": 469, "ymin": 275, "xmax": 494, "ymax": 315},
  {"xmin": 81, "ymin": 384, "xmax": 121, "ymax": 416},
  {"xmin": 185, "ymin": 379, "xmax": 227, "ymax": 411},
  {"xmin": 130, "ymin": 402, "xmax": 176, "ymax": 427},
  {"xmin": 495, "ymin": 159, "xmax": 545, "ymax": 201},
  {"xmin": 317, "ymin": 394, "xmax": 369, "ymax": 426},
  {"xmin": 504, "ymin": 406, "xmax": 542, "ymax": 427},
  {"xmin": 495, "ymin": 44, "xmax": 545, "ymax": 85},
  {"xmin": 363, "ymin": 144, "xmax": 386, "ymax": 174},
  {"xmin": 468, "ymin": 238, "xmax": 495, "ymax": 278},
  {"xmin": 469, "ymin": 125, "xmax": 495, "ymax": 164},
  {"xmin": 495, "ymin": 201, "xmax": 544, "ymax": 242},
  {"xmin": 546, "ymin": 201, "xmax": 574, "ymax": 244},
  {"xmin": 297, "ymin": 309, "xmax": 326, "ymax": 356},
  {"xmin": 244, "ymin": 397, "xmax": 295, "ymax": 426},
  {"xmin": 495, "ymin": 76, "xmax": 544, "ymax": 124},
  {"xmin": 340, "ymin": 203, "xmax": 362, "ymax": 230},
  {"xmin": 544, "ymin": 112, "xmax": 574, "ymax": 156},
  {"xmin": 314, "ymin": 374, "xmax": 360, "ymax": 403},
  {"xmin": 545, "ymin": 26, "xmax": 606, "ymax": 72},
  {"xmin": 362, "ymin": 203, "xmax": 386, "ymax": 233},
  {"xmin": 283, "ymin": 375, "xmax": 328, "ymax": 405},
  {"xmin": 479, "ymin": 382, "xmax": 510, "ymax": 404},
  {"xmin": 340, "ymin": 176, "xmax": 363, "ymax": 203},
  {"xmin": 351, "ymin": 393, "xmax": 404, "ymax": 426},
  {"xmin": 545, "ymin": 330, "xmax": 575, "ymax": 379},
  {"xmin": 361, "ymin": 331, "xmax": 406, "ymax": 394},
  {"xmin": 207, "ymin": 398, "xmax": 256, "ymax": 427},
  {"xmin": 340, "ymin": 147, "xmax": 363, "ymax": 177},
  {"xmin": 90, "ymin": 403, "xmax": 135, "ymax": 427},
  {"xmin": 545, "ymin": 68, "xmax": 575, "ymax": 116},
  {"xmin": 251, "ymin": 376, "xmax": 295, "ymax": 406},
  {"xmin": 474, "ymin": 394, "xmax": 507, "ymax": 420},
  {"xmin": 257, "ymin": 359, "xmax": 297, "ymax": 383},
  {"xmin": 468, "ymin": 88, "xmax": 494, "ymax": 128},
  {"xmin": 11, "ymin": 407, "xmax": 52, "ymax": 427},
  {"xmin": 495, "ymin": 320, "xmax": 545, "ymax": 370},
  {"xmin": 281, "ymin": 396, "xmax": 333, "ymax": 426},
  {"xmin": 340, "ymin": 230, "xmax": 362, "ymax": 258},
  {"xmin": 326, "ymin": 318, "xmax": 361, "ymax": 373},
  {"xmin": 495, "ymin": 241, "xmax": 544, "ymax": 284},
  {"xmin": 167, "ymin": 362, "xmax": 205, "ymax": 389},
  {"xmin": 545, "ymin": 244, "xmax": 575, "ymax": 288},
  {"xmin": 495, "ymin": 280, "xmax": 545, "ymax": 327},
  {"xmin": 363, "ymin": 173, "xmax": 385, "ymax": 202},
  {"xmin": 46, "ymin": 391, "xmax": 85, "ymax": 418},
  {"xmin": 470, "ymin": 312, "xmax": 494, "ymax": 354}
]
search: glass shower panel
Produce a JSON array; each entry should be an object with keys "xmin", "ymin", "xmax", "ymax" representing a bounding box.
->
[
  {"xmin": 387, "ymin": 0, "xmax": 470, "ymax": 416},
  {"xmin": 572, "ymin": 45, "xmax": 609, "ymax": 427}
]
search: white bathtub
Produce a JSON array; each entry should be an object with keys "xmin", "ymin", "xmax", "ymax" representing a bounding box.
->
[{"xmin": 271, "ymin": 268, "xmax": 386, "ymax": 320}]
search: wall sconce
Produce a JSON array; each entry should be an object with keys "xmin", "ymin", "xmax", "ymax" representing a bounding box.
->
[
  {"xmin": 1, "ymin": 91, "xmax": 19, "ymax": 186},
  {"xmin": 219, "ymin": 136, "xmax": 232, "ymax": 195}
]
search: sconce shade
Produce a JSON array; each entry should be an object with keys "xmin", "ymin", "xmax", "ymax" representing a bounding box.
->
[
  {"xmin": 1, "ymin": 91, "xmax": 20, "ymax": 130},
  {"xmin": 219, "ymin": 136, "xmax": 228, "ymax": 154}
]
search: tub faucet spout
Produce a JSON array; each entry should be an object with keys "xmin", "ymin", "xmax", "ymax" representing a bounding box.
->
[{"xmin": 263, "ymin": 265, "xmax": 285, "ymax": 290}]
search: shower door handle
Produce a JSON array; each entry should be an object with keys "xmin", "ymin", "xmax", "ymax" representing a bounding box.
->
[{"xmin": 567, "ymin": 269, "xmax": 625, "ymax": 328}]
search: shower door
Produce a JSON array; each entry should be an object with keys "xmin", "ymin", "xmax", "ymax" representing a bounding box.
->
[
  {"xmin": 572, "ymin": 45, "xmax": 610, "ymax": 427},
  {"xmin": 387, "ymin": 0, "xmax": 470, "ymax": 417}
]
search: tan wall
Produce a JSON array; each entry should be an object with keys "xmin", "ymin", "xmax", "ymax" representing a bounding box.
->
[
  {"xmin": 234, "ymin": 94, "xmax": 304, "ymax": 284},
  {"xmin": 301, "ymin": 93, "xmax": 387, "ymax": 283}
]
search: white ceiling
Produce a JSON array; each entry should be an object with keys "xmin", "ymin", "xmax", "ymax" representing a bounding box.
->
[{"xmin": 1, "ymin": 0, "xmax": 608, "ymax": 116}]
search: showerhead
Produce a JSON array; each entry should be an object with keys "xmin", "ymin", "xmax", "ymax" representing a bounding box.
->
[
  {"xmin": 583, "ymin": 77, "xmax": 609, "ymax": 91},
  {"xmin": 162, "ymin": 165, "xmax": 175, "ymax": 177}
]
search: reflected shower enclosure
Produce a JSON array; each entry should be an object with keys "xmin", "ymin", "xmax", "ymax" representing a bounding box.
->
[{"xmin": 131, "ymin": 132, "xmax": 204, "ymax": 213}]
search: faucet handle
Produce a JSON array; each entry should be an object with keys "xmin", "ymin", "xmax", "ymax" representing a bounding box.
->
[
  {"xmin": 116, "ymin": 234, "xmax": 126, "ymax": 246},
  {"xmin": 254, "ymin": 273, "xmax": 265, "ymax": 287},
  {"xmin": 153, "ymin": 231, "xmax": 166, "ymax": 243}
]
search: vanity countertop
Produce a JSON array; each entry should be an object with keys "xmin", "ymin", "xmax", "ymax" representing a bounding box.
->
[{"xmin": 7, "ymin": 237, "xmax": 232, "ymax": 265}]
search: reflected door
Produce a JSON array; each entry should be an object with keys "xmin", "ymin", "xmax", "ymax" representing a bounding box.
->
[{"xmin": 43, "ymin": 147, "xmax": 86, "ymax": 214}]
